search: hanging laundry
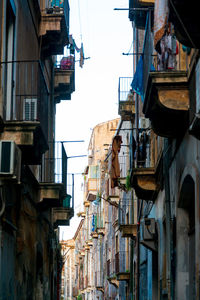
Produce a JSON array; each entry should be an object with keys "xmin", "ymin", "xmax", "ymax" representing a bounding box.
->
[
  {"xmin": 154, "ymin": 0, "xmax": 169, "ymax": 54},
  {"xmin": 69, "ymin": 35, "xmax": 85, "ymax": 68},
  {"xmin": 137, "ymin": 132, "xmax": 148, "ymax": 167},
  {"xmin": 110, "ymin": 135, "xmax": 122, "ymax": 188},
  {"xmin": 50, "ymin": 0, "xmax": 63, "ymax": 8},
  {"xmin": 157, "ymin": 30, "xmax": 178, "ymax": 71},
  {"xmin": 131, "ymin": 55, "xmax": 144, "ymax": 101}
]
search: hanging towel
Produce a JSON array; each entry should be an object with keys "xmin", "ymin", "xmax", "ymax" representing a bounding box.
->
[
  {"xmin": 131, "ymin": 55, "xmax": 144, "ymax": 101},
  {"xmin": 110, "ymin": 135, "xmax": 122, "ymax": 188}
]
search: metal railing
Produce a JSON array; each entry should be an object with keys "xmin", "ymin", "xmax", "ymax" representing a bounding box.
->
[
  {"xmin": 136, "ymin": 129, "xmax": 163, "ymax": 169},
  {"xmin": 118, "ymin": 199, "xmax": 134, "ymax": 226},
  {"xmin": 118, "ymin": 77, "xmax": 135, "ymax": 116},
  {"xmin": 118, "ymin": 77, "xmax": 134, "ymax": 102},
  {"xmin": 95, "ymin": 271, "xmax": 104, "ymax": 287},
  {"xmin": 55, "ymin": 55, "xmax": 75, "ymax": 72},
  {"xmin": 0, "ymin": 60, "xmax": 49, "ymax": 139},
  {"xmin": 142, "ymin": 11, "xmax": 191, "ymax": 100},
  {"xmin": 40, "ymin": 141, "xmax": 74, "ymax": 209},
  {"xmin": 115, "ymin": 251, "xmax": 130, "ymax": 274},
  {"xmin": 118, "ymin": 153, "xmax": 129, "ymax": 178},
  {"xmin": 107, "ymin": 251, "xmax": 130, "ymax": 276},
  {"xmin": 45, "ymin": 0, "xmax": 69, "ymax": 34}
]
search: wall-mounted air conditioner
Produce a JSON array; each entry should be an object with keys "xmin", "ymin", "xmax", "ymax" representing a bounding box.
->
[
  {"xmin": 0, "ymin": 141, "xmax": 21, "ymax": 182},
  {"xmin": 142, "ymin": 218, "xmax": 156, "ymax": 240},
  {"xmin": 139, "ymin": 117, "xmax": 150, "ymax": 129},
  {"xmin": 23, "ymin": 98, "xmax": 37, "ymax": 121},
  {"xmin": 140, "ymin": 218, "xmax": 157, "ymax": 251}
]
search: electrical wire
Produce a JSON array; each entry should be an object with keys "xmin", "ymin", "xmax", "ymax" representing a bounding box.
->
[{"xmin": 77, "ymin": 0, "xmax": 83, "ymax": 42}]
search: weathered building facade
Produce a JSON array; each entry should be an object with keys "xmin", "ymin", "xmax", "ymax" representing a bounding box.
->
[
  {"xmin": 0, "ymin": 1, "xmax": 75, "ymax": 299},
  {"xmin": 64, "ymin": 0, "xmax": 200, "ymax": 299}
]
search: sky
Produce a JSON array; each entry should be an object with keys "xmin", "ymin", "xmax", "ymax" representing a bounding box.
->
[{"xmin": 56, "ymin": 0, "xmax": 133, "ymax": 240}]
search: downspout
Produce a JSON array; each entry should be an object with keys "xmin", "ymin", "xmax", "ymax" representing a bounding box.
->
[
  {"xmin": 135, "ymin": 23, "xmax": 140, "ymax": 300},
  {"xmin": 163, "ymin": 138, "xmax": 174, "ymax": 300},
  {"xmin": 0, "ymin": 223, "xmax": 2, "ymax": 286},
  {"xmin": 130, "ymin": 121, "xmax": 134, "ymax": 299}
]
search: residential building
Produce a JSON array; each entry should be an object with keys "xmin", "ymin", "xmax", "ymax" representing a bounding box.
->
[
  {"xmin": 0, "ymin": 0, "xmax": 75, "ymax": 299},
  {"xmin": 129, "ymin": 0, "xmax": 200, "ymax": 299},
  {"xmin": 64, "ymin": 0, "xmax": 200, "ymax": 299}
]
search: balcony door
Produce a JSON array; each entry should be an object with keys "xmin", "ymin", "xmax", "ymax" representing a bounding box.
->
[{"xmin": 5, "ymin": 1, "xmax": 16, "ymax": 120}]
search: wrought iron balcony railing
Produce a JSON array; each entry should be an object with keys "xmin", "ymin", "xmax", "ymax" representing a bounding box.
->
[
  {"xmin": 115, "ymin": 251, "xmax": 130, "ymax": 274},
  {"xmin": 118, "ymin": 77, "xmax": 135, "ymax": 120},
  {"xmin": 44, "ymin": 0, "xmax": 69, "ymax": 33},
  {"xmin": 141, "ymin": 11, "xmax": 191, "ymax": 102},
  {"xmin": 40, "ymin": 141, "xmax": 74, "ymax": 209},
  {"xmin": 134, "ymin": 128, "xmax": 163, "ymax": 169},
  {"xmin": 1, "ymin": 60, "xmax": 49, "ymax": 139},
  {"xmin": 95, "ymin": 271, "xmax": 104, "ymax": 288}
]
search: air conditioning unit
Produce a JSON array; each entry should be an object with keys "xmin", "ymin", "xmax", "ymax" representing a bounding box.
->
[
  {"xmin": 140, "ymin": 218, "xmax": 157, "ymax": 251},
  {"xmin": 0, "ymin": 141, "xmax": 21, "ymax": 182},
  {"xmin": 142, "ymin": 218, "xmax": 156, "ymax": 240},
  {"xmin": 139, "ymin": 117, "xmax": 150, "ymax": 129},
  {"xmin": 23, "ymin": 98, "xmax": 37, "ymax": 121}
]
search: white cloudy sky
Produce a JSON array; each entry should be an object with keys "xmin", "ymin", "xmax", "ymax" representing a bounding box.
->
[{"xmin": 56, "ymin": 0, "xmax": 133, "ymax": 239}]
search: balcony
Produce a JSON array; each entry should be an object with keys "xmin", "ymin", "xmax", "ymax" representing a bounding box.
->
[
  {"xmin": 118, "ymin": 153, "xmax": 129, "ymax": 190},
  {"xmin": 118, "ymin": 77, "xmax": 135, "ymax": 121},
  {"xmin": 84, "ymin": 244, "xmax": 90, "ymax": 251},
  {"xmin": 107, "ymin": 259, "xmax": 119, "ymax": 288},
  {"xmin": 130, "ymin": 130, "xmax": 163, "ymax": 201},
  {"xmin": 140, "ymin": 14, "xmax": 190, "ymax": 138},
  {"xmin": 53, "ymin": 207, "xmax": 70, "ymax": 227},
  {"xmin": 86, "ymin": 239, "xmax": 93, "ymax": 247},
  {"xmin": 118, "ymin": 200, "xmax": 137, "ymax": 238},
  {"xmin": 52, "ymin": 188, "xmax": 74, "ymax": 227},
  {"xmin": 108, "ymin": 195, "xmax": 120, "ymax": 207},
  {"xmin": 96, "ymin": 215, "xmax": 105, "ymax": 236},
  {"xmin": 77, "ymin": 211, "xmax": 86, "ymax": 218},
  {"xmin": 95, "ymin": 271, "xmax": 104, "ymax": 293},
  {"xmin": 40, "ymin": 0, "xmax": 70, "ymax": 56},
  {"xmin": 72, "ymin": 287, "xmax": 78, "ymax": 297},
  {"xmin": 83, "ymin": 165, "xmax": 100, "ymax": 205},
  {"xmin": 129, "ymin": 0, "xmax": 154, "ymax": 29},
  {"xmin": 54, "ymin": 52, "xmax": 75, "ymax": 103},
  {"xmin": 169, "ymin": 0, "xmax": 200, "ymax": 49},
  {"xmin": 0, "ymin": 60, "xmax": 50, "ymax": 164},
  {"xmin": 97, "ymin": 227, "xmax": 105, "ymax": 236},
  {"xmin": 90, "ymin": 231, "xmax": 98, "ymax": 239},
  {"xmin": 38, "ymin": 142, "xmax": 74, "ymax": 221},
  {"xmin": 115, "ymin": 251, "xmax": 130, "ymax": 281}
]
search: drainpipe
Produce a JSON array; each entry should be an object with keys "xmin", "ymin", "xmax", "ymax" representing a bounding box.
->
[
  {"xmin": 130, "ymin": 120, "xmax": 134, "ymax": 299},
  {"xmin": 163, "ymin": 138, "xmax": 174, "ymax": 300},
  {"xmin": 135, "ymin": 23, "xmax": 140, "ymax": 300},
  {"xmin": 0, "ymin": 223, "xmax": 2, "ymax": 284}
]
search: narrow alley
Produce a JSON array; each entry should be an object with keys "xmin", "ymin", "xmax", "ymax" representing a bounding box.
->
[{"xmin": 0, "ymin": 0, "xmax": 199, "ymax": 300}]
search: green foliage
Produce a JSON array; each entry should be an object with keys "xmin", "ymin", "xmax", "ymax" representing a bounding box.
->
[{"xmin": 77, "ymin": 295, "xmax": 82, "ymax": 300}]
